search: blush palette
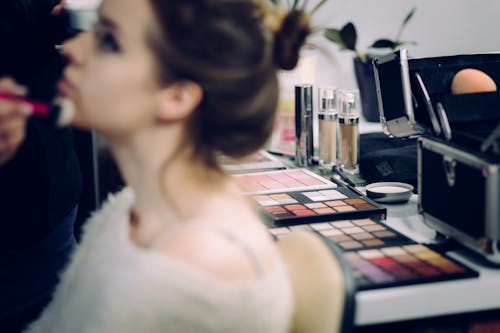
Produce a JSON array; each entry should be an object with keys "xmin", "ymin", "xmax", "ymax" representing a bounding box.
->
[
  {"xmin": 270, "ymin": 218, "xmax": 478, "ymax": 290},
  {"xmin": 233, "ymin": 168, "xmax": 336, "ymax": 195},
  {"xmin": 253, "ymin": 186, "xmax": 386, "ymax": 225},
  {"xmin": 220, "ymin": 150, "xmax": 286, "ymax": 173}
]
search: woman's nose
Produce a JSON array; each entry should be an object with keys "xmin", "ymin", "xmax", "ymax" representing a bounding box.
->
[{"xmin": 60, "ymin": 32, "xmax": 90, "ymax": 66}]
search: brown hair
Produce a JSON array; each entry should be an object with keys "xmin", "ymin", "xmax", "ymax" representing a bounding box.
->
[{"xmin": 147, "ymin": 0, "xmax": 311, "ymax": 168}]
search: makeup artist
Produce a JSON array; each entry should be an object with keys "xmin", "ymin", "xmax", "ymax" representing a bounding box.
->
[
  {"xmin": 0, "ymin": 1, "xmax": 82, "ymax": 332},
  {"xmin": 22, "ymin": 0, "xmax": 314, "ymax": 331}
]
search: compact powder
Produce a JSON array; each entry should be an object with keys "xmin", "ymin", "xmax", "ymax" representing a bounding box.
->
[{"xmin": 365, "ymin": 182, "xmax": 414, "ymax": 203}]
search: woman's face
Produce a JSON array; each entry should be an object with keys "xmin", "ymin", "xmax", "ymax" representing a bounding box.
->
[{"xmin": 60, "ymin": 0, "xmax": 161, "ymax": 136}]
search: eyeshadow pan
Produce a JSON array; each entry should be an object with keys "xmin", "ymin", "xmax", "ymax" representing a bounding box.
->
[
  {"xmin": 285, "ymin": 204, "xmax": 307, "ymax": 211},
  {"xmin": 362, "ymin": 239, "xmax": 384, "ymax": 246},
  {"xmin": 293, "ymin": 209, "xmax": 315, "ymax": 216},
  {"xmin": 289, "ymin": 225, "xmax": 312, "ymax": 231},
  {"xmin": 319, "ymin": 229, "xmax": 343, "ymax": 237},
  {"xmin": 339, "ymin": 240, "xmax": 363, "ymax": 249},
  {"xmin": 309, "ymin": 222, "xmax": 333, "ymax": 230},
  {"xmin": 325, "ymin": 200, "xmax": 347, "ymax": 207},
  {"xmin": 354, "ymin": 203, "xmax": 376, "ymax": 210},
  {"xmin": 344, "ymin": 198, "xmax": 366, "ymax": 205},
  {"xmin": 331, "ymin": 221, "xmax": 355, "ymax": 228},
  {"xmin": 335, "ymin": 206, "xmax": 356, "ymax": 212},
  {"xmin": 353, "ymin": 219, "xmax": 376, "ymax": 226},
  {"xmin": 314, "ymin": 207, "xmax": 336, "ymax": 214},
  {"xmin": 305, "ymin": 202, "xmax": 327, "ymax": 209},
  {"xmin": 265, "ymin": 206, "xmax": 287, "ymax": 213},
  {"xmin": 342, "ymin": 227, "xmax": 364, "ymax": 234},
  {"xmin": 351, "ymin": 232, "xmax": 375, "ymax": 240}
]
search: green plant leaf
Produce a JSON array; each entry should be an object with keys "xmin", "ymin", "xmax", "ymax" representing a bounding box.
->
[
  {"xmin": 340, "ymin": 22, "xmax": 357, "ymax": 51},
  {"xmin": 323, "ymin": 28, "xmax": 344, "ymax": 47},
  {"xmin": 402, "ymin": 7, "xmax": 417, "ymax": 27},
  {"xmin": 310, "ymin": 0, "xmax": 329, "ymax": 15},
  {"xmin": 396, "ymin": 7, "xmax": 417, "ymax": 41},
  {"xmin": 370, "ymin": 39, "xmax": 397, "ymax": 49}
]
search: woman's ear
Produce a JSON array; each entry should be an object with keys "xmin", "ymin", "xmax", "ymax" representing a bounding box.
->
[{"xmin": 156, "ymin": 81, "xmax": 203, "ymax": 123}]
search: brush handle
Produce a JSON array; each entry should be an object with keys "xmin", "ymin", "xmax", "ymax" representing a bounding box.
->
[{"xmin": 0, "ymin": 92, "xmax": 50, "ymax": 116}]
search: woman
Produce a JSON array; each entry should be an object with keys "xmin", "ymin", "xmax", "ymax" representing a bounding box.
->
[{"xmin": 26, "ymin": 0, "xmax": 311, "ymax": 331}]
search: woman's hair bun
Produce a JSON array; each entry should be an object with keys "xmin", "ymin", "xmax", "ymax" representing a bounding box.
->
[{"xmin": 272, "ymin": 10, "xmax": 311, "ymax": 70}]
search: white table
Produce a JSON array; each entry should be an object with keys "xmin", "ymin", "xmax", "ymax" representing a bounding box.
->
[{"xmin": 356, "ymin": 194, "xmax": 500, "ymax": 326}]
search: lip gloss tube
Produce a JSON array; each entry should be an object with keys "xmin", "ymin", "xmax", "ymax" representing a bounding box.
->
[{"xmin": 294, "ymin": 84, "xmax": 314, "ymax": 167}]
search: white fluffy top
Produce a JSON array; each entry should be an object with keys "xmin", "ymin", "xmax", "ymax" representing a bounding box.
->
[{"xmin": 26, "ymin": 188, "xmax": 293, "ymax": 333}]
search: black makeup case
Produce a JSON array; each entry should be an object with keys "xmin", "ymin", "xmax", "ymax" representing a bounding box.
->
[{"xmin": 373, "ymin": 49, "xmax": 500, "ymax": 263}]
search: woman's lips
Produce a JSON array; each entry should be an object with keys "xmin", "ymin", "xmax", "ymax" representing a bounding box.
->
[{"xmin": 57, "ymin": 76, "xmax": 75, "ymax": 96}]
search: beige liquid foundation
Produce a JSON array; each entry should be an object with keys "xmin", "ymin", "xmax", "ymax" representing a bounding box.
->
[
  {"xmin": 337, "ymin": 89, "xmax": 360, "ymax": 174},
  {"xmin": 318, "ymin": 87, "xmax": 337, "ymax": 170}
]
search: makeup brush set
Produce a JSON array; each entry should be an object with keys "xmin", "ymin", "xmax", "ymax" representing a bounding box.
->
[{"xmin": 373, "ymin": 49, "xmax": 500, "ymax": 264}]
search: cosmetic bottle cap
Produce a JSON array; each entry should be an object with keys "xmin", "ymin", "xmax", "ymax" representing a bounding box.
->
[
  {"xmin": 295, "ymin": 84, "xmax": 313, "ymax": 116},
  {"xmin": 318, "ymin": 87, "xmax": 336, "ymax": 116},
  {"xmin": 337, "ymin": 89, "xmax": 360, "ymax": 120}
]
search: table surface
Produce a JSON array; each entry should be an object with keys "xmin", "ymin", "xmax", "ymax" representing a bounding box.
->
[{"xmin": 355, "ymin": 194, "xmax": 500, "ymax": 326}]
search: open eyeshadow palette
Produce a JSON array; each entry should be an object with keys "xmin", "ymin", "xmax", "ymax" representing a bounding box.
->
[
  {"xmin": 233, "ymin": 168, "xmax": 337, "ymax": 195},
  {"xmin": 270, "ymin": 219, "xmax": 479, "ymax": 290},
  {"xmin": 251, "ymin": 186, "xmax": 386, "ymax": 225},
  {"xmin": 220, "ymin": 150, "xmax": 286, "ymax": 174}
]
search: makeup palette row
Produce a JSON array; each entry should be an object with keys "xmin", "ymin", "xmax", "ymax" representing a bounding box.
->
[
  {"xmin": 220, "ymin": 150, "xmax": 286, "ymax": 174},
  {"xmin": 270, "ymin": 219, "xmax": 478, "ymax": 290},
  {"xmin": 233, "ymin": 169, "xmax": 387, "ymax": 224}
]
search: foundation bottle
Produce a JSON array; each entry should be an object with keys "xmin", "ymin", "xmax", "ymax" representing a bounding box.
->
[
  {"xmin": 318, "ymin": 87, "xmax": 337, "ymax": 170},
  {"xmin": 337, "ymin": 89, "xmax": 360, "ymax": 174}
]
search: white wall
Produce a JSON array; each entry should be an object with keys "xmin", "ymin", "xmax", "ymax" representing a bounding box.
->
[{"xmin": 306, "ymin": 0, "xmax": 500, "ymax": 89}]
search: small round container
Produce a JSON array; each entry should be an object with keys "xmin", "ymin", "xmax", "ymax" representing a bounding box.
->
[{"xmin": 365, "ymin": 182, "xmax": 414, "ymax": 203}]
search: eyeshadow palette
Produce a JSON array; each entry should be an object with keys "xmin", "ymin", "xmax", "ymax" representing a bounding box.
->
[
  {"xmin": 220, "ymin": 150, "xmax": 286, "ymax": 173},
  {"xmin": 233, "ymin": 168, "xmax": 336, "ymax": 195},
  {"xmin": 269, "ymin": 218, "xmax": 408, "ymax": 250},
  {"xmin": 270, "ymin": 219, "xmax": 479, "ymax": 290},
  {"xmin": 253, "ymin": 186, "xmax": 386, "ymax": 225}
]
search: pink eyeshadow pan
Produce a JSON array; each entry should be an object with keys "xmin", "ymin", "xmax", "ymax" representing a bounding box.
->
[
  {"xmin": 265, "ymin": 206, "xmax": 286, "ymax": 213},
  {"xmin": 284, "ymin": 204, "xmax": 307, "ymax": 210},
  {"xmin": 293, "ymin": 209, "xmax": 316, "ymax": 216}
]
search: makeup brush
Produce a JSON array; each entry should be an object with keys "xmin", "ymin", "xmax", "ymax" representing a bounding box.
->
[{"xmin": 0, "ymin": 93, "xmax": 75, "ymax": 127}]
